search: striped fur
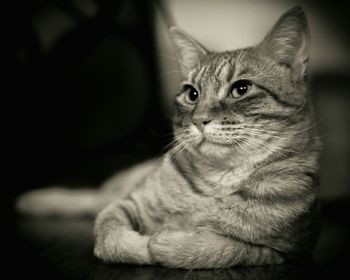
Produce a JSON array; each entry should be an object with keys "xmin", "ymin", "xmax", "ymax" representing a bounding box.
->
[
  {"xmin": 17, "ymin": 7, "xmax": 322, "ymax": 268},
  {"xmin": 93, "ymin": 7, "xmax": 321, "ymax": 268}
]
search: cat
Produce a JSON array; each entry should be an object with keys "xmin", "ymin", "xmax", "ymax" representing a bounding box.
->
[{"xmin": 17, "ymin": 6, "xmax": 322, "ymax": 269}]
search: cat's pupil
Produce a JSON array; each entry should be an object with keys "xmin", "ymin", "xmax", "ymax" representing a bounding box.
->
[
  {"xmin": 231, "ymin": 80, "xmax": 252, "ymax": 97},
  {"xmin": 237, "ymin": 85, "xmax": 248, "ymax": 95},
  {"xmin": 189, "ymin": 89, "xmax": 198, "ymax": 101}
]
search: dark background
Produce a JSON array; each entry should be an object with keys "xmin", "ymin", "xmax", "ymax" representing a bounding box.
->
[{"xmin": 6, "ymin": 0, "xmax": 350, "ymax": 279}]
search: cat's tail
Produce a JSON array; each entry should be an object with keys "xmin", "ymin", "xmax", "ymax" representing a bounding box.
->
[
  {"xmin": 16, "ymin": 158, "xmax": 160, "ymax": 218},
  {"xmin": 16, "ymin": 187, "xmax": 114, "ymax": 218}
]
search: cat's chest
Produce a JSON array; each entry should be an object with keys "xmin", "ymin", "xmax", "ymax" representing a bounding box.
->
[
  {"xmin": 162, "ymin": 193, "xmax": 241, "ymax": 231},
  {"xmin": 162, "ymin": 181, "xmax": 246, "ymax": 228},
  {"xmin": 156, "ymin": 158, "xmax": 253, "ymax": 228},
  {"xmin": 191, "ymin": 165, "xmax": 251, "ymax": 197}
]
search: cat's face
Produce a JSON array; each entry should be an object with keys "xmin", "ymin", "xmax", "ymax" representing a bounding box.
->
[{"xmin": 170, "ymin": 7, "xmax": 313, "ymax": 165}]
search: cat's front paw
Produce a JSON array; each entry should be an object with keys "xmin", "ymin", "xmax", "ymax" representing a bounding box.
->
[
  {"xmin": 94, "ymin": 229, "xmax": 121, "ymax": 263},
  {"xmin": 149, "ymin": 230, "xmax": 196, "ymax": 268},
  {"xmin": 94, "ymin": 227, "xmax": 153, "ymax": 265}
]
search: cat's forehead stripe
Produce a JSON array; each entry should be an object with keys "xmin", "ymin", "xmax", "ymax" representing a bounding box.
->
[
  {"xmin": 190, "ymin": 52, "xmax": 246, "ymax": 91},
  {"xmin": 214, "ymin": 59, "xmax": 231, "ymax": 80},
  {"xmin": 193, "ymin": 64, "xmax": 209, "ymax": 85},
  {"xmin": 221, "ymin": 60, "xmax": 235, "ymax": 82},
  {"xmin": 210, "ymin": 54, "xmax": 239, "ymax": 83},
  {"xmin": 213, "ymin": 58, "xmax": 227, "ymax": 76}
]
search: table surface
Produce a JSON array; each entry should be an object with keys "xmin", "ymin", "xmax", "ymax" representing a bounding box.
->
[{"xmin": 7, "ymin": 199, "xmax": 349, "ymax": 280}]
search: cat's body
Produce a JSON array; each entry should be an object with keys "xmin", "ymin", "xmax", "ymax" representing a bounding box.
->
[{"xmin": 17, "ymin": 7, "xmax": 322, "ymax": 268}]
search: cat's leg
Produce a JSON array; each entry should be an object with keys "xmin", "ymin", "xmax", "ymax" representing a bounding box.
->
[
  {"xmin": 149, "ymin": 229, "xmax": 284, "ymax": 269},
  {"xmin": 93, "ymin": 200, "xmax": 153, "ymax": 265}
]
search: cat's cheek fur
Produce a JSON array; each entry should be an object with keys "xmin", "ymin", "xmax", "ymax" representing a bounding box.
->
[{"xmin": 189, "ymin": 123, "xmax": 203, "ymax": 143}]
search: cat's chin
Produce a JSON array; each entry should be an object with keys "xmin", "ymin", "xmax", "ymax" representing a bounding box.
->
[{"xmin": 197, "ymin": 140, "xmax": 234, "ymax": 159}]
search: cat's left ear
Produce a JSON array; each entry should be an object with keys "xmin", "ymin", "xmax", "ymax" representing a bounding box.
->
[
  {"xmin": 258, "ymin": 7, "xmax": 310, "ymax": 78},
  {"xmin": 169, "ymin": 27, "xmax": 208, "ymax": 75}
]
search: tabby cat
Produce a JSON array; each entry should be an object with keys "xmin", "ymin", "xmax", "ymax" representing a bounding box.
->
[{"xmin": 17, "ymin": 7, "xmax": 321, "ymax": 268}]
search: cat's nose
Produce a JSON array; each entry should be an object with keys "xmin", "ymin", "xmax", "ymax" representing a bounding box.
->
[
  {"xmin": 192, "ymin": 118, "xmax": 212, "ymax": 131},
  {"xmin": 202, "ymin": 120, "xmax": 212, "ymax": 125}
]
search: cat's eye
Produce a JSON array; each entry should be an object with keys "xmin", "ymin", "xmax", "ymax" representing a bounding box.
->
[
  {"xmin": 230, "ymin": 80, "xmax": 252, "ymax": 98},
  {"xmin": 184, "ymin": 85, "xmax": 200, "ymax": 104}
]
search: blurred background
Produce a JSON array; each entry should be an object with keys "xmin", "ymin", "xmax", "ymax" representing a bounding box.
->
[{"xmin": 7, "ymin": 0, "xmax": 350, "ymax": 279}]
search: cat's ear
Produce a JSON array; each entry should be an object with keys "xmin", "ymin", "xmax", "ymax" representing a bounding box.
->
[
  {"xmin": 169, "ymin": 27, "xmax": 208, "ymax": 75},
  {"xmin": 259, "ymin": 7, "xmax": 310, "ymax": 78}
]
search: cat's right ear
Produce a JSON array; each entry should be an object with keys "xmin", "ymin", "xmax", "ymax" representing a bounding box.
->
[
  {"xmin": 258, "ymin": 7, "xmax": 310, "ymax": 79},
  {"xmin": 169, "ymin": 27, "xmax": 208, "ymax": 75}
]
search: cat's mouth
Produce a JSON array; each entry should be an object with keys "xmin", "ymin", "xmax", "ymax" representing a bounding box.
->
[
  {"xmin": 200, "ymin": 137, "xmax": 232, "ymax": 147},
  {"xmin": 201, "ymin": 130, "xmax": 244, "ymax": 146},
  {"xmin": 196, "ymin": 138, "xmax": 234, "ymax": 159},
  {"xmin": 184, "ymin": 124, "xmax": 245, "ymax": 153}
]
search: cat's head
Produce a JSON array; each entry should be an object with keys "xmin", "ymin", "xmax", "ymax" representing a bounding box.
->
[{"xmin": 170, "ymin": 7, "xmax": 314, "ymax": 166}]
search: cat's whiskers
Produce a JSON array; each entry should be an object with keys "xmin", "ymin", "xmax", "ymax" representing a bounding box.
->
[
  {"xmin": 170, "ymin": 141, "xmax": 187, "ymax": 162},
  {"xmin": 227, "ymin": 136, "xmax": 260, "ymax": 166},
  {"xmin": 245, "ymin": 117, "xmax": 327, "ymax": 137},
  {"xmin": 164, "ymin": 135, "xmax": 181, "ymax": 151},
  {"xmin": 170, "ymin": 131, "xmax": 194, "ymax": 162},
  {"xmin": 237, "ymin": 134, "xmax": 298, "ymax": 154},
  {"xmin": 218, "ymin": 117, "xmax": 325, "ymax": 140},
  {"xmin": 241, "ymin": 128, "xmax": 310, "ymax": 141},
  {"xmin": 211, "ymin": 126, "xmax": 293, "ymax": 155},
  {"xmin": 173, "ymin": 140, "xmax": 193, "ymax": 162},
  {"xmin": 232, "ymin": 135, "xmax": 265, "ymax": 155},
  {"xmin": 158, "ymin": 54, "xmax": 191, "ymax": 72},
  {"xmin": 241, "ymin": 128, "xmax": 325, "ymax": 142},
  {"xmin": 227, "ymin": 136, "xmax": 248, "ymax": 154},
  {"xmin": 160, "ymin": 70, "xmax": 183, "ymax": 77}
]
